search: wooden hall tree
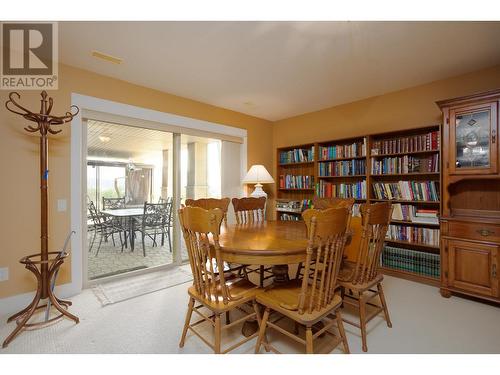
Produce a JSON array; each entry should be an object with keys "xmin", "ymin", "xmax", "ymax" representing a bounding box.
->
[{"xmin": 2, "ymin": 91, "xmax": 80, "ymax": 348}]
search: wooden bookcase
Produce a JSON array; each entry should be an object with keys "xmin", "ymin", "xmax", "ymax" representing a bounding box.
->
[{"xmin": 276, "ymin": 125, "xmax": 441, "ymax": 286}]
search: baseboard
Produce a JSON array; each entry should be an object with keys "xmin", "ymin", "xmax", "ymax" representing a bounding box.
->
[{"xmin": 0, "ymin": 283, "xmax": 80, "ymax": 316}]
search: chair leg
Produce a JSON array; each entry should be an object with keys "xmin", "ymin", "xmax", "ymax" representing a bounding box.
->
[
  {"xmin": 305, "ymin": 326, "xmax": 314, "ymax": 354},
  {"xmin": 358, "ymin": 293, "xmax": 368, "ymax": 352},
  {"xmin": 142, "ymin": 232, "xmax": 146, "ymax": 257},
  {"xmin": 259, "ymin": 265, "xmax": 265, "ymax": 287},
  {"xmin": 89, "ymin": 229, "xmax": 96, "ymax": 252},
  {"xmin": 225, "ymin": 311, "xmax": 230, "ymax": 324},
  {"xmin": 214, "ymin": 313, "xmax": 222, "ymax": 354},
  {"xmin": 167, "ymin": 228, "xmax": 172, "ymax": 253},
  {"xmin": 335, "ymin": 311, "xmax": 350, "ymax": 354},
  {"xmin": 95, "ymin": 234, "xmax": 104, "ymax": 257},
  {"xmin": 377, "ymin": 282, "xmax": 392, "ymax": 328},
  {"xmin": 255, "ymin": 307, "xmax": 270, "ymax": 354},
  {"xmin": 252, "ymin": 301, "xmax": 269, "ymax": 352},
  {"xmin": 111, "ymin": 233, "xmax": 116, "ymax": 246},
  {"xmin": 179, "ymin": 297, "xmax": 194, "ymax": 348}
]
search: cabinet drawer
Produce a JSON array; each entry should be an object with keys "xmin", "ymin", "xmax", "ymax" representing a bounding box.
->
[{"xmin": 448, "ymin": 221, "xmax": 500, "ymax": 242}]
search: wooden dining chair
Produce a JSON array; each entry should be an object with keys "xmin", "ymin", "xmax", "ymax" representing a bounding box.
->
[
  {"xmin": 178, "ymin": 206, "xmax": 263, "ymax": 354},
  {"xmin": 312, "ymin": 197, "xmax": 355, "ymax": 211},
  {"xmin": 295, "ymin": 197, "xmax": 356, "ymax": 280},
  {"xmin": 255, "ymin": 208, "xmax": 351, "ymax": 354},
  {"xmin": 338, "ymin": 202, "xmax": 393, "ymax": 352},
  {"xmin": 185, "ymin": 198, "xmax": 231, "ymax": 225},
  {"xmin": 231, "ymin": 197, "xmax": 272, "ymax": 287}
]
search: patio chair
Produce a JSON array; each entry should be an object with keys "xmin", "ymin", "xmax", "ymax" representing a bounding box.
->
[{"xmin": 88, "ymin": 200, "xmax": 124, "ymax": 256}]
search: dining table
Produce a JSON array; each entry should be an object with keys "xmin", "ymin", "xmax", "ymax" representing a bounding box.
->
[
  {"xmin": 101, "ymin": 207, "xmax": 144, "ymax": 251},
  {"xmin": 218, "ymin": 220, "xmax": 309, "ymax": 284}
]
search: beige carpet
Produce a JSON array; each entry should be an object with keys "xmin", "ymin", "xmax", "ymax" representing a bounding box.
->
[
  {"xmin": 2, "ymin": 274, "xmax": 500, "ymax": 353},
  {"xmin": 93, "ymin": 265, "xmax": 192, "ymax": 306}
]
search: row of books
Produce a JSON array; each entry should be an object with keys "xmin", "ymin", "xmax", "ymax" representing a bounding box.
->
[
  {"xmin": 279, "ymin": 175, "xmax": 314, "ymax": 189},
  {"xmin": 319, "ymin": 138, "xmax": 367, "ymax": 160},
  {"xmin": 386, "ymin": 225, "xmax": 440, "ymax": 246},
  {"xmin": 317, "ymin": 180, "xmax": 367, "ymax": 199},
  {"xmin": 381, "ymin": 245, "xmax": 440, "ymax": 278},
  {"xmin": 392, "ymin": 204, "xmax": 439, "ymax": 224},
  {"xmin": 318, "ymin": 159, "xmax": 366, "ymax": 176},
  {"xmin": 279, "ymin": 213, "xmax": 302, "ymax": 221},
  {"xmin": 279, "ymin": 146, "xmax": 315, "ymax": 164},
  {"xmin": 371, "ymin": 130, "xmax": 440, "ymax": 155},
  {"xmin": 372, "ymin": 181, "xmax": 440, "ymax": 201},
  {"xmin": 371, "ymin": 154, "xmax": 439, "ymax": 175}
]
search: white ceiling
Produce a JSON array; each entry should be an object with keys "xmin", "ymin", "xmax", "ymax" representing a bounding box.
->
[{"xmin": 60, "ymin": 22, "xmax": 500, "ymax": 121}]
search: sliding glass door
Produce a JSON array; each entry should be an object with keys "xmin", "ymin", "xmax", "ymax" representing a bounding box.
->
[{"xmin": 86, "ymin": 120, "xmax": 174, "ymax": 281}]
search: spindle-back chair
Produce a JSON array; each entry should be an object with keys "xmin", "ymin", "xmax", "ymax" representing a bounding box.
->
[
  {"xmin": 255, "ymin": 208, "xmax": 351, "ymax": 354},
  {"xmin": 178, "ymin": 206, "xmax": 263, "ymax": 354},
  {"xmin": 338, "ymin": 202, "xmax": 393, "ymax": 352},
  {"xmin": 231, "ymin": 197, "xmax": 272, "ymax": 287}
]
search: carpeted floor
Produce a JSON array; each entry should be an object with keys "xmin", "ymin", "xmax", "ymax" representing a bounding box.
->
[{"xmin": 1, "ymin": 273, "xmax": 500, "ymax": 354}]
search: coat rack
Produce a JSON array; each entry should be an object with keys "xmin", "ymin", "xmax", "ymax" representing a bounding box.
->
[{"xmin": 3, "ymin": 91, "xmax": 80, "ymax": 348}]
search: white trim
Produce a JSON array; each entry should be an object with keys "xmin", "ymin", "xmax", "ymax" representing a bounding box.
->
[
  {"xmin": 72, "ymin": 93, "xmax": 247, "ymax": 139},
  {"xmin": 70, "ymin": 93, "xmax": 248, "ymax": 296}
]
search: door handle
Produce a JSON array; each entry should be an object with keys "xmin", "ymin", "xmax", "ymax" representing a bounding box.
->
[{"xmin": 477, "ymin": 229, "xmax": 494, "ymax": 237}]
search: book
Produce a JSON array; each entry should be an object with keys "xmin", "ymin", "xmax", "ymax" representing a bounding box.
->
[
  {"xmin": 371, "ymin": 154, "xmax": 439, "ymax": 175},
  {"xmin": 319, "ymin": 159, "xmax": 366, "ymax": 176},
  {"xmin": 279, "ymin": 146, "xmax": 315, "ymax": 164},
  {"xmin": 317, "ymin": 180, "xmax": 367, "ymax": 199},
  {"xmin": 319, "ymin": 137, "xmax": 366, "ymax": 160},
  {"xmin": 371, "ymin": 130, "xmax": 440, "ymax": 155},
  {"xmin": 386, "ymin": 225, "xmax": 440, "ymax": 246},
  {"xmin": 279, "ymin": 175, "xmax": 314, "ymax": 189},
  {"xmin": 381, "ymin": 245, "xmax": 440, "ymax": 278},
  {"xmin": 372, "ymin": 181, "xmax": 440, "ymax": 202}
]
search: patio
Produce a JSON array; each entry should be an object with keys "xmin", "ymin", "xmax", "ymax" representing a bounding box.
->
[{"xmin": 87, "ymin": 229, "xmax": 188, "ymax": 280}]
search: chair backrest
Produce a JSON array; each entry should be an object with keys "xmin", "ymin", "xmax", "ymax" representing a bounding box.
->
[
  {"xmin": 142, "ymin": 202, "xmax": 168, "ymax": 228},
  {"xmin": 102, "ymin": 197, "xmax": 126, "ymax": 210},
  {"xmin": 185, "ymin": 198, "xmax": 231, "ymax": 225},
  {"xmin": 313, "ymin": 197, "xmax": 355, "ymax": 211},
  {"xmin": 231, "ymin": 197, "xmax": 266, "ymax": 224},
  {"xmin": 179, "ymin": 206, "xmax": 229, "ymax": 304},
  {"xmin": 297, "ymin": 207, "xmax": 350, "ymax": 315},
  {"xmin": 350, "ymin": 202, "xmax": 392, "ymax": 285},
  {"xmin": 87, "ymin": 200, "xmax": 103, "ymax": 226}
]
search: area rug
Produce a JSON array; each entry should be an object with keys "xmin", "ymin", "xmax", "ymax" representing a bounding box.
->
[{"xmin": 93, "ymin": 265, "xmax": 193, "ymax": 306}]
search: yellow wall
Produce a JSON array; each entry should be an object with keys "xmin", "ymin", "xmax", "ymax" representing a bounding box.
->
[
  {"xmin": 271, "ymin": 64, "xmax": 500, "ymax": 217},
  {"xmin": 2, "ymin": 61, "xmax": 500, "ymax": 299},
  {"xmin": 0, "ymin": 63, "xmax": 273, "ymax": 298}
]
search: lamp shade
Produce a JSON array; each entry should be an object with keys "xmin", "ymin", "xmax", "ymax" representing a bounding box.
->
[{"xmin": 242, "ymin": 164, "xmax": 274, "ymax": 184}]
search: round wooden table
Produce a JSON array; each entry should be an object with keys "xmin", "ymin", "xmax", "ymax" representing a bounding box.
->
[{"xmin": 219, "ymin": 220, "xmax": 309, "ymax": 284}]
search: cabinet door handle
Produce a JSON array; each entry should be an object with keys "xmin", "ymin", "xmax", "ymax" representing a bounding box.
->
[{"xmin": 477, "ymin": 229, "xmax": 494, "ymax": 237}]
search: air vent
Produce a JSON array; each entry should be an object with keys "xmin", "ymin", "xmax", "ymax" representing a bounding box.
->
[{"xmin": 91, "ymin": 50, "xmax": 123, "ymax": 65}]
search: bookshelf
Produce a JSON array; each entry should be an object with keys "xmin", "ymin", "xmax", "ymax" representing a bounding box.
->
[{"xmin": 275, "ymin": 125, "xmax": 441, "ymax": 286}]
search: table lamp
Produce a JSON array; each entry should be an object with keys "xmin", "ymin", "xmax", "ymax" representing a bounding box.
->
[{"xmin": 242, "ymin": 164, "xmax": 275, "ymax": 198}]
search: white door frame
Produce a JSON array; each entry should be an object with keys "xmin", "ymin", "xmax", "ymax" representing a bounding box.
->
[{"xmin": 70, "ymin": 93, "xmax": 247, "ymax": 295}]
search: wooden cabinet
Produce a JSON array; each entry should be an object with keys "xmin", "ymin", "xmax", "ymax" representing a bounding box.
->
[
  {"xmin": 444, "ymin": 238, "xmax": 498, "ymax": 298},
  {"xmin": 438, "ymin": 89, "xmax": 500, "ymax": 303}
]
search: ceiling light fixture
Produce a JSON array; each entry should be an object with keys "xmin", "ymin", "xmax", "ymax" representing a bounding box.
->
[
  {"xmin": 91, "ymin": 50, "xmax": 123, "ymax": 65},
  {"xmin": 98, "ymin": 135, "xmax": 111, "ymax": 143}
]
